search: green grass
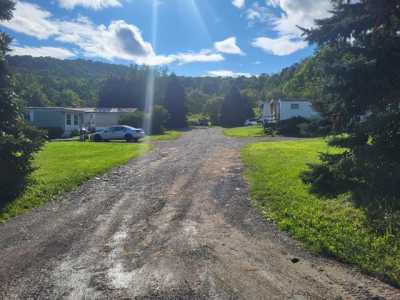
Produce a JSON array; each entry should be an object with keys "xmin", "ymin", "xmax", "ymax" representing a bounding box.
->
[
  {"xmin": 241, "ymin": 139, "xmax": 400, "ymax": 286},
  {"xmin": 223, "ymin": 125, "xmax": 265, "ymax": 137},
  {"xmin": 145, "ymin": 130, "xmax": 182, "ymax": 141},
  {"xmin": 0, "ymin": 141, "xmax": 151, "ymax": 222}
]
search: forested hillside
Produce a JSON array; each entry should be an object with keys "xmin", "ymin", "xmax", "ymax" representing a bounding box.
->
[{"xmin": 8, "ymin": 55, "xmax": 314, "ymax": 113}]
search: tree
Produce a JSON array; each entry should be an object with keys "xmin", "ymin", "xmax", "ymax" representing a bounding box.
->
[
  {"xmin": 219, "ymin": 86, "xmax": 253, "ymax": 127},
  {"xmin": 0, "ymin": 1, "xmax": 45, "ymax": 203},
  {"xmin": 203, "ymin": 96, "xmax": 223, "ymax": 126},
  {"xmin": 163, "ymin": 74, "xmax": 187, "ymax": 129},
  {"xmin": 301, "ymin": 0, "xmax": 400, "ymax": 213},
  {"xmin": 119, "ymin": 105, "xmax": 169, "ymax": 134}
]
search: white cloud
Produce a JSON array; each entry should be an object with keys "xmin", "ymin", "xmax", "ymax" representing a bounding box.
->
[
  {"xmin": 11, "ymin": 45, "xmax": 76, "ymax": 59},
  {"xmin": 252, "ymin": 36, "xmax": 307, "ymax": 56},
  {"xmin": 56, "ymin": 19, "xmax": 155, "ymax": 61},
  {"xmin": 207, "ymin": 70, "xmax": 252, "ymax": 78},
  {"xmin": 1, "ymin": 2, "xmax": 224, "ymax": 65},
  {"xmin": 266, "ymin": 0, "xmax": 332, "ymax": 37},
  {"xmin": 232, "ymin": 0, "xmax": 245, "ymax": 9},
  {"xmin": 214, "ymin": 37, "xmax": 244, "ymax": 55},
  {"xmin": 0, "ymin": 2, "xmax": 59, "ymax": 39},
  {"xmin": 249, "ymin": 0, "xmax": 332, "ymax": 56},
  {"xmin": 245, "ymin": 2, "xmax": 272, "ymax": 25},
  {"xmin": 57, "ymin": 0, "xmax": 122, "ymax": 10}
]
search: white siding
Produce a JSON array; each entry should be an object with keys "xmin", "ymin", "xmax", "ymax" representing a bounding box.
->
[{"xmin": 279, "ymin": 101, "xmax": 319, "ymax": 120}]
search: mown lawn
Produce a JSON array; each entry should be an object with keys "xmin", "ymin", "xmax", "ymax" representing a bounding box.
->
[
  {"xmin": 0, "ymin": 141, "xmax": 151, "ymax": 222},
  {"xmin": 241, "ymin": 139, "xmax": 400, "ymax": 286},
  {"xmin": 146, "ymin": 130, "xmax": 182, "ymax": 141},
  {"xmin": 224, "ymin": 125, "xmax": 265, "ymax": 137}
]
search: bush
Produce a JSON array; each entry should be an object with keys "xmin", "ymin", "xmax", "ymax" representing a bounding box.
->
[
  {"xmin": 119, "ymin": 106, "xmax": 169, "ymax": 135},
  {"xmin": 188, "ymin": 114, "xmax": 210, "ymax": 126},
  {"xmin": 119, "ymin": 111, "xmax": 145, "ymax": 128},
  {"xmin": 41, "ymin": 127, "xmax": 64, "ymax": 139},
  {"xmin": 276, "ymin": 117, "xmax": 330, "ymax": 137},
  {"xmin": 0, "ymin": 121, "xmax": 45, "ymax": 203},
  {"xmin": 277, "ymin": 117, "xmax": 309, "ymax": 137}
]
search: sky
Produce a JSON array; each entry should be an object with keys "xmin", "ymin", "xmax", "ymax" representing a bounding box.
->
[{"xmin": 0, "ymin": 0, "xmax": 333, "ymax": 77}]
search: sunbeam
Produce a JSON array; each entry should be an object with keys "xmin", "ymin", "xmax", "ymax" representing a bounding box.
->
[{"xmin": 143, "ymin": 0, "xmax": 159, "ymax": 135}]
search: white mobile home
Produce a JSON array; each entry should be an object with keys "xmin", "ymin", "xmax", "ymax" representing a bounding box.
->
[
  {"xmin": 25, "ymin": 107, "xmax": 137, "ymax": 137},
  {"xmin": 261, "ymin": 98, "xmax": 319, "ymax": 123}
]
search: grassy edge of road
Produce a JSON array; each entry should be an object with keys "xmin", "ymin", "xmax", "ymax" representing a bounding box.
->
[
  {"xmin": 145, "ymin": 130, "xmax": 182, "ymax": 141},
  {"xmin": 0, "ymin": 141, "xmax": 152, "ymax": 223},
  {"xmin": 223, "ymin": 125, "xmax": 265, "ymax": 137},
  {"xmin": 241, "ymin": 138, "xmax": 400, "ymax": 286}
]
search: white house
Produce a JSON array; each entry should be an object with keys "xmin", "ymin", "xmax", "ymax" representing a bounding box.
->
[
  {"xmin": 25, "ymin": 107, "xmax": 137, "ymax": 137},
  {"xmin": 261, "ymin": 98, "xmax": 319, "ymax": 123}
]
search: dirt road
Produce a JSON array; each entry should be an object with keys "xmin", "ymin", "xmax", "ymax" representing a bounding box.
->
[{"xmin": 0, "ymin": 128, "xmax": 398, "ymax": 299}]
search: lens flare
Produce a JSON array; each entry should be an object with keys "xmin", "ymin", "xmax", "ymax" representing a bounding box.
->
[{"xmin": 143, "ymin": 0, "xmax": 159, "ymax": 135}]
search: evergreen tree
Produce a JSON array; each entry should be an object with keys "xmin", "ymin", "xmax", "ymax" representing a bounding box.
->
[
  {"xmin": 219, "ymin": 86, "xmax": 253, "ymax": 127},
  {"xmin": 163, "ymin": 74, "xmax": 187, "ymax": 129},
  {"xmin": 0, "ymin": 1, "xmax": 45, "ymax": 202},
  {"xmin": 301, "ymin": 0, "xmax": 400, "ymax": 213}
]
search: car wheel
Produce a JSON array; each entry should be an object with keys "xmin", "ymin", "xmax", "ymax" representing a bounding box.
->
[
  {"xmin": 125, "ymin": 134, "xmax": 133, "ymax": 142},
  {"xmin": 94, "ymin": 134, "xmax": 102, "ymax": 142}
]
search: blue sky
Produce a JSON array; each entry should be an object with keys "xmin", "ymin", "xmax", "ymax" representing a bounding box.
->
[{"xmin": 0, "ymin": 0, "xmax": 332, "ymax": 77}]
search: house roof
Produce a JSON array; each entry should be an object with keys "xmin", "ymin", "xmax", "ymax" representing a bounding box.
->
[{"xmin": 26, "ymin": 107, "xmax": 137, "ymax": 113}]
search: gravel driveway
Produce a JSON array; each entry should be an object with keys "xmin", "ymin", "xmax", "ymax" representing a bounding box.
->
[{"xmin": 0, "ymin": 127, "xmax": 398, "ymax": 299}]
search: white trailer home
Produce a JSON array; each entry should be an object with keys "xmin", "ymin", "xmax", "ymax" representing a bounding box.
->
[{"xmin": 261, "ymin": 98, "xmax": 319, "ymax": 123}]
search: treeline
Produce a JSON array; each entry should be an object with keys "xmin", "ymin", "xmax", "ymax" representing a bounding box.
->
[{"xmin": 8, "ymin": 55, "xmax": 315, "ymax": 127}]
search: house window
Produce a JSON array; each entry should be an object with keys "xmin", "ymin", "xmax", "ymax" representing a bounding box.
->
[
  {"xmin": 290, "ymin": 103, "xmax": 300, "ymax": 110},
  {"xmin": 73, "ymin": 114, "xmax": 78, "ymax": 126},
  {"xmin": 66, "ymin": 113, "xmax": 72, "ymax": 125}
]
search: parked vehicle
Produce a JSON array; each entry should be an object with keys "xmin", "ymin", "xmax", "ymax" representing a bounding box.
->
[
  {"xmin": 244, "ymin": 118, "xmax": 259, "ymax": 126},
  {"xmin": 90, "ymin": 125, "xmax": 145, "ymax": 142}
]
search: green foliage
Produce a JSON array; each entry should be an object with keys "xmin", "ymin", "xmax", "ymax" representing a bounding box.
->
[
  {"xmin": 41, "ymin": 127, "xmax": 64, "ymax": 139},
  {"xmin": 223, "ymin": 125, "xmax": 264, "ymax": 137},
  {"xmin": 302, "ymin": 0, "xmax": 400, "ymax": 213},
  {"xmin": 150, "ymin": 105, "xmax": 169, "ymax": 134},
  {"xmin": 220, "ymin": 86, "xmax": 253, "ymax": 127},
  {"xmin": 0, "ymin": 2, "xmax": 45, "ymax": 204},
  {"xmin": 119, "ymin": 111, "xmax": 145, "ymax": 128},
  {"xmin": 187, "ymin": 114, "xmax": 209, "ymax": 126},
  {"xmin": 118, "ymin": 105, "xmax": 168, "ymax": 134},
  {"xmin": 164, "ymin": 74, "xmax": 187, "ymax": 129},
  {"xmin": 242, "ymin": 139, "xmax": 400, "ymax": 286},
  {"xmin": 202, "ymin": 96, "xmax": 223, "ymax": 126},
  {"xmin": 0, "ymin": 141, "xmax": 151, "ymax": 222}
]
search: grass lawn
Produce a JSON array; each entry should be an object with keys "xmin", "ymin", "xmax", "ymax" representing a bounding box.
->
[
  {"xmin": 241, "ymin": 139, "xmax": 400, "ymax": 286},
  {"xmin": 145, "ymin": 130, "xmax": 182, "ymax": 141},
  {"xmin": 0, "ymin": 141, "xmax": 151, "ymax": 222},
  {"xmin": 223, "ymin": 125, "xmax": 265, "ymax": 137}
]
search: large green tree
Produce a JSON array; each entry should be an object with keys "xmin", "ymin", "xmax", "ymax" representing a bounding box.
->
[
  {"xmin": 219, "ymin": 86, "xmax": 253, "ymax": 127},
  {"xmin": 301, "ymin": 0, "xmax": 400, "ymax": 213},
  {"xmin": 0, "ymin": 0, "xmax": 45, "ymax": 202},
  {"xmin": 163, "ymin": 74, "xmax": 187, "ymax": 129}
]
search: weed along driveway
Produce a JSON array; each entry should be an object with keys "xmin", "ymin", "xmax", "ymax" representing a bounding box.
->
[{"xmin": 0, "ymin": 128, "xmax": 398, "ymax": 299}]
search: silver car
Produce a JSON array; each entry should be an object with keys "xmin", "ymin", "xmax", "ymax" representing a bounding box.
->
[{"xmin": 91, "ymin": 125, "xmax": 145, "ymax": 142}]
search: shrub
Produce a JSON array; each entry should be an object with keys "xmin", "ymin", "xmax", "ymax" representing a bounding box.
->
[
  {"xmin": 277, "ymin": 117, "xmax": 309, "ymax": 137},
  {"xmin": 119, "ymin": 111, "xmax": 145, "ymax": 128},
  {"xmin": 119, "ymin": 106, "xmax": 169, "ymax": 135},
  {"xmin": 41, "ymin": 127, "xmax": 64, "ymax": 139}
]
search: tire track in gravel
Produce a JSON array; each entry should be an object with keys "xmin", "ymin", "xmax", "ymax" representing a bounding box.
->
[{"xmin": 0, "ymin": 127, "xmax": 399, "ymax": 299}]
